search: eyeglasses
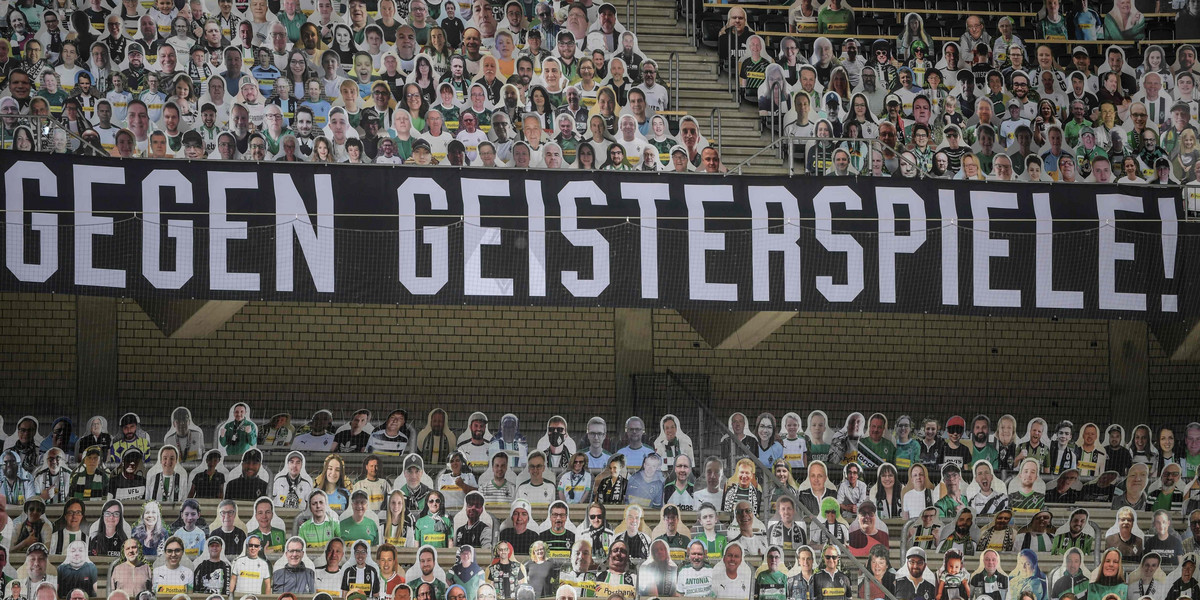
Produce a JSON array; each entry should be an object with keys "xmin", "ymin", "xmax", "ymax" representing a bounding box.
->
[
  {"xmin": 104, "ymin": 511, "xmax": 121, "ymax": 517},
  {"xmin": 167, "ymin": 548, "xmax": 184, "ymax": 554},
  {"xmin": 66, "ymin": 510, "xmax": 83, "ymax": 516},
  {"xmin": 589, "ymin": 515, "xmax": 603, "ymax": 520},
  {"xmin": 573, "ymin": 459, "xmax": 586, "ymax": 465},
  {"xmin": 247, "ymin": 544, "xmax": 262, "ymax": 548},
  {"xmin": 824, "ymin": 555, "xmax": 839, "ymax": 560}
]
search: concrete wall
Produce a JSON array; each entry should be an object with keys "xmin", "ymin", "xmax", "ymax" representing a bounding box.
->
[{"xmin": 2, "ymin": 292, "xmax": 1196, "ymax": 437}]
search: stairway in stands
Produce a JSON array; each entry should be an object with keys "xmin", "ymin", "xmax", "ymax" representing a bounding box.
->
[{"xmin": 609, "ymin": 0, "xmax": 787, "ymax": 175}]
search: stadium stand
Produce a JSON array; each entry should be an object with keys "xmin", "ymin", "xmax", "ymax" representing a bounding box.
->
[
  {"xmin": 0, "ymin": 0, "xmax": 1197, "ymax": 597},
  {"xmin": 2, "ymin": 0, "xmax": 1193, "ymax": 181},
  {"xmin": 1, "ymin": 409, "xmax": 1200, "ymax": 599}
]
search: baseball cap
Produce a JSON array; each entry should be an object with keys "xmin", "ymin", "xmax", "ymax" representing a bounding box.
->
[
  {"xmin": 906, "ymin": 546, "xmax": 927, "ymax": 560},
  {"xmin": 403, "ymin": 453, "xmax": 425, "ymax": 471},
  {"xmin": 858, "ymin": 501, "xmax": 877, "ymax": 516},
  {"xmin": 947, "ymin": 416, "xmax": 966, "ymax": 429},
  {"xmin": 27, "ymin": 542, "xmax": 48, "ymax": 555},
  {"xmin": 1080, "ymin": 126, "xmax": 1095, "ymax": 137},
  {"xmin": 597, "ymin": 2, "xmax": 616, "ymax": 13},
  {"xmin": 412, "ymin": 138, "xmax": 432, "ymax": 152},
  {"xmin": 1072, "ymin": 46, "xmax": 1089, "ymax": 56},
  {"xmin": 128, "ymin": 42, "xmax": 145, "ymax": 56},
  {"xmin": 182, "ymin": 130, "xmax": 203, "ymax": 147},
  {"xmin": 885, "ymin": 93, "xmax": 901, "ymax": 106}
]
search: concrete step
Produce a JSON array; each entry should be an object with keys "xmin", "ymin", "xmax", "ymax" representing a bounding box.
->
[{"xmin": 631, "ymin": 24, "xmax": 687, "ymax": 35}]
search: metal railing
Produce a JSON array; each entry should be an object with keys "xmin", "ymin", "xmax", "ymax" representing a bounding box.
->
[
  {"xmin": 666, "ymin": 369, "xmax": 903, "ymax": 600},
  {"xmin": 709, "ymin": 107, "xmax": 723, "ymax": 160},
  {"xmin": 667, "ymin": 52, "xmax": 682, "ymax": 114},
  {"xmin": 726, "ymin": 33, "xmax": 739, "ymax": 102},
  {"xmin": 729, "ymin": 135, "xmax": 922, "ymax": 177},
  {"xmin": 761, "ymin": 80, "xmax": 788, "ymax": 155},
  {"xmin": 623, "ymin": 0, "xmax": 638, "ymax": 38},
  {"xmin": 1, "ymin": 114, "xmax": 107, "ymax": 156},
  {"xmin": 680, "ymin": 0, "xmax": 696, "ymax": 46}
]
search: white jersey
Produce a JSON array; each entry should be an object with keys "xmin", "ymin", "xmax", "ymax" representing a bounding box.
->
[
  {"xmin": 676, "ymin": 565, "xmax": 714, "ymax": 597},
  {"xmin": 292, "ymin": 432, "xmax": 335, "ymax": 452},
  {"xmin": 153, "ymin": 565, "xmax": 195, "ymax": 595},
  {"xmin": 516, "ymin": 480, "xmax": 556, "ymax": 506},
  {"xmin": 315, "ymin": 568, "xmax": 344, "ymax": 597},
  {"xmin": 712, "ymin": 569, "xmax": 752, "ymax": 599},
  {"xmin": 233, "ymin": 556, "xmax": 271, "ymax": 594},
  {"xmin": 436, "ymin": 471, "xmax": 475, "ymax": 509},
  {"xmin": 780, "ymin": 437, "xmax": 809, "ymax": 469}
]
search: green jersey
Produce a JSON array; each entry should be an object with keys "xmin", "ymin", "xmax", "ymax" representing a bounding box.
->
[
  {"xmin": 895, "ymin": 440, "xmax": 921, "ymax": 472},
  {"xmin": 339, "ymin": 516, "xmax": 380, "ymax": 546},
  {"xmin": 971, "ymin": 444, "xmax": 1000, "ymax": 471},
  {"xmin": 249, "ymin": 527, "xmax": 287, "ymax": 555},
  {"xmin": 756, "ymin": 570, "xmax": 789, "ymax": 600},
  {"xmin": 817, "ymin": 8, "xmax": 854, "ymax": 34},
  {"xmin": 413, "ymin": 514, "xmax": 453, "ymax": 548},
  {"xmin": 298, "ymin": 518, "xmax": 340, "ymax": 549}
]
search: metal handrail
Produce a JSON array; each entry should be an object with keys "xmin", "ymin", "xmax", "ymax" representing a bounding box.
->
[
  {"xmin": 667, "ymin": 51, "xmax": 681, "ymax": 114},
  {"xmin": 730, "ymin": 136, "xmax": 924, "ymax": 177},
  {"xmin": 761, "ymin": 80, "xmax": 787, "ymax": 158},
  {"xmin": 2, "ymin": 114, "xmax": 107, "ymax": 156},
  {"xmin": 681, "ymin": 370, "xmax": 905, "ymax": 600},
  {"xmin": 726, "ymin": 32, "xmax": 738, "ymax": 102},
  {"xmin": 709, "ymin": 107, "xmax": 723, "ymax": 160},
  {"xmin": 682, "ymin": 0, "xmax": 695, "ymax": 46}
]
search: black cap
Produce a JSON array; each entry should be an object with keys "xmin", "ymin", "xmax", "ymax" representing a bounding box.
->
[{"xmin": 412, "ymin": 138, "xmax": 431, "ymax": 152}]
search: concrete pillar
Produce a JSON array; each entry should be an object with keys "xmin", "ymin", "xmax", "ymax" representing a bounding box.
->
[
  {"xmin": 135, "ymin": 299, "xmax": 246, "ymax": 338},
  {"xmin": 677, "ymin": 310, "xmax": 796, "ymax": 349},
  {"xmin": 614, "ymin": 308, "xmax": 653, "ymax": 407},
  {"xmin": 76, "ymin": 296, "xmax": 119, "ymax": 419},
  {"xmin": 1109, "ymin": 320, "xmax": 1150, "ymax": 426}
]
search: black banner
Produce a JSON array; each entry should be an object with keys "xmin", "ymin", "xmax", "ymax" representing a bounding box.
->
[{"xmin": 2, "ymin": 152, "xmax": 1196, "ymax": 322}]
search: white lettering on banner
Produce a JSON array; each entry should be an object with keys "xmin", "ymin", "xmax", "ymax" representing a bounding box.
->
[
  {"xmin": 813, "ymin": 186, "xmax": 864, "ymax": 302},
  {"xmin": 1097, "ymin": 193, "xmax": 1146, "ymax": 311},
  {"xmin": 1158, "ymin": 197, "xmax": 1178, "ymax": 313},
  {"xmin": 1033, "ymin": 194, "xmax": 1084, "ymax": 309},
  {"xmin": 209, "ymin": 171, "xmax": 261, "ymax": 291},
  {"xmin": 878, "ymin": 187, "xmax": 927, "ymax": 304},
  {"xmin": 685, "ymin": 184, "xmax": 737, "ymax": 301},
  {"xmin": 74, "ymin": 165, "xmax": 126, "ymax": 287},
  {"xmin": 274, "ymin": 173, "xmax": 335, "ymax": 293},
  {"xmin": 525, "ymin": 181, "xmax": 546, "ymax": 297},
  {"xmin": 971, "ymin": 192, "xmax": 1021, "ymax": 308},
  {"xmin": 462, "ymin": 178, "xmax": 513, "ymax": 296},
  {"xmin": 142, "ymin": 170, "xmax": 194, "ymax": 289},
  {"xmin": 558, "ymin": 180, "xmax": 610, "ymax": 298},
  {"xmin": 622, "ymin": 182, "xmax": 670, "ymax": 300},
  {"xmin": 749, "ymin": 186, "xmax": 801, "ymax": 302},
  {"xmin": 5, "ymin": 161, "xmax": 58, "ymax": 282},
  {"xmin": 397, "ymin": 177, "xmax": 449, "ymax": 295},
  {"xmin": 939, "ymin": 190, "xmax": 958, "ymax": 306}
]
